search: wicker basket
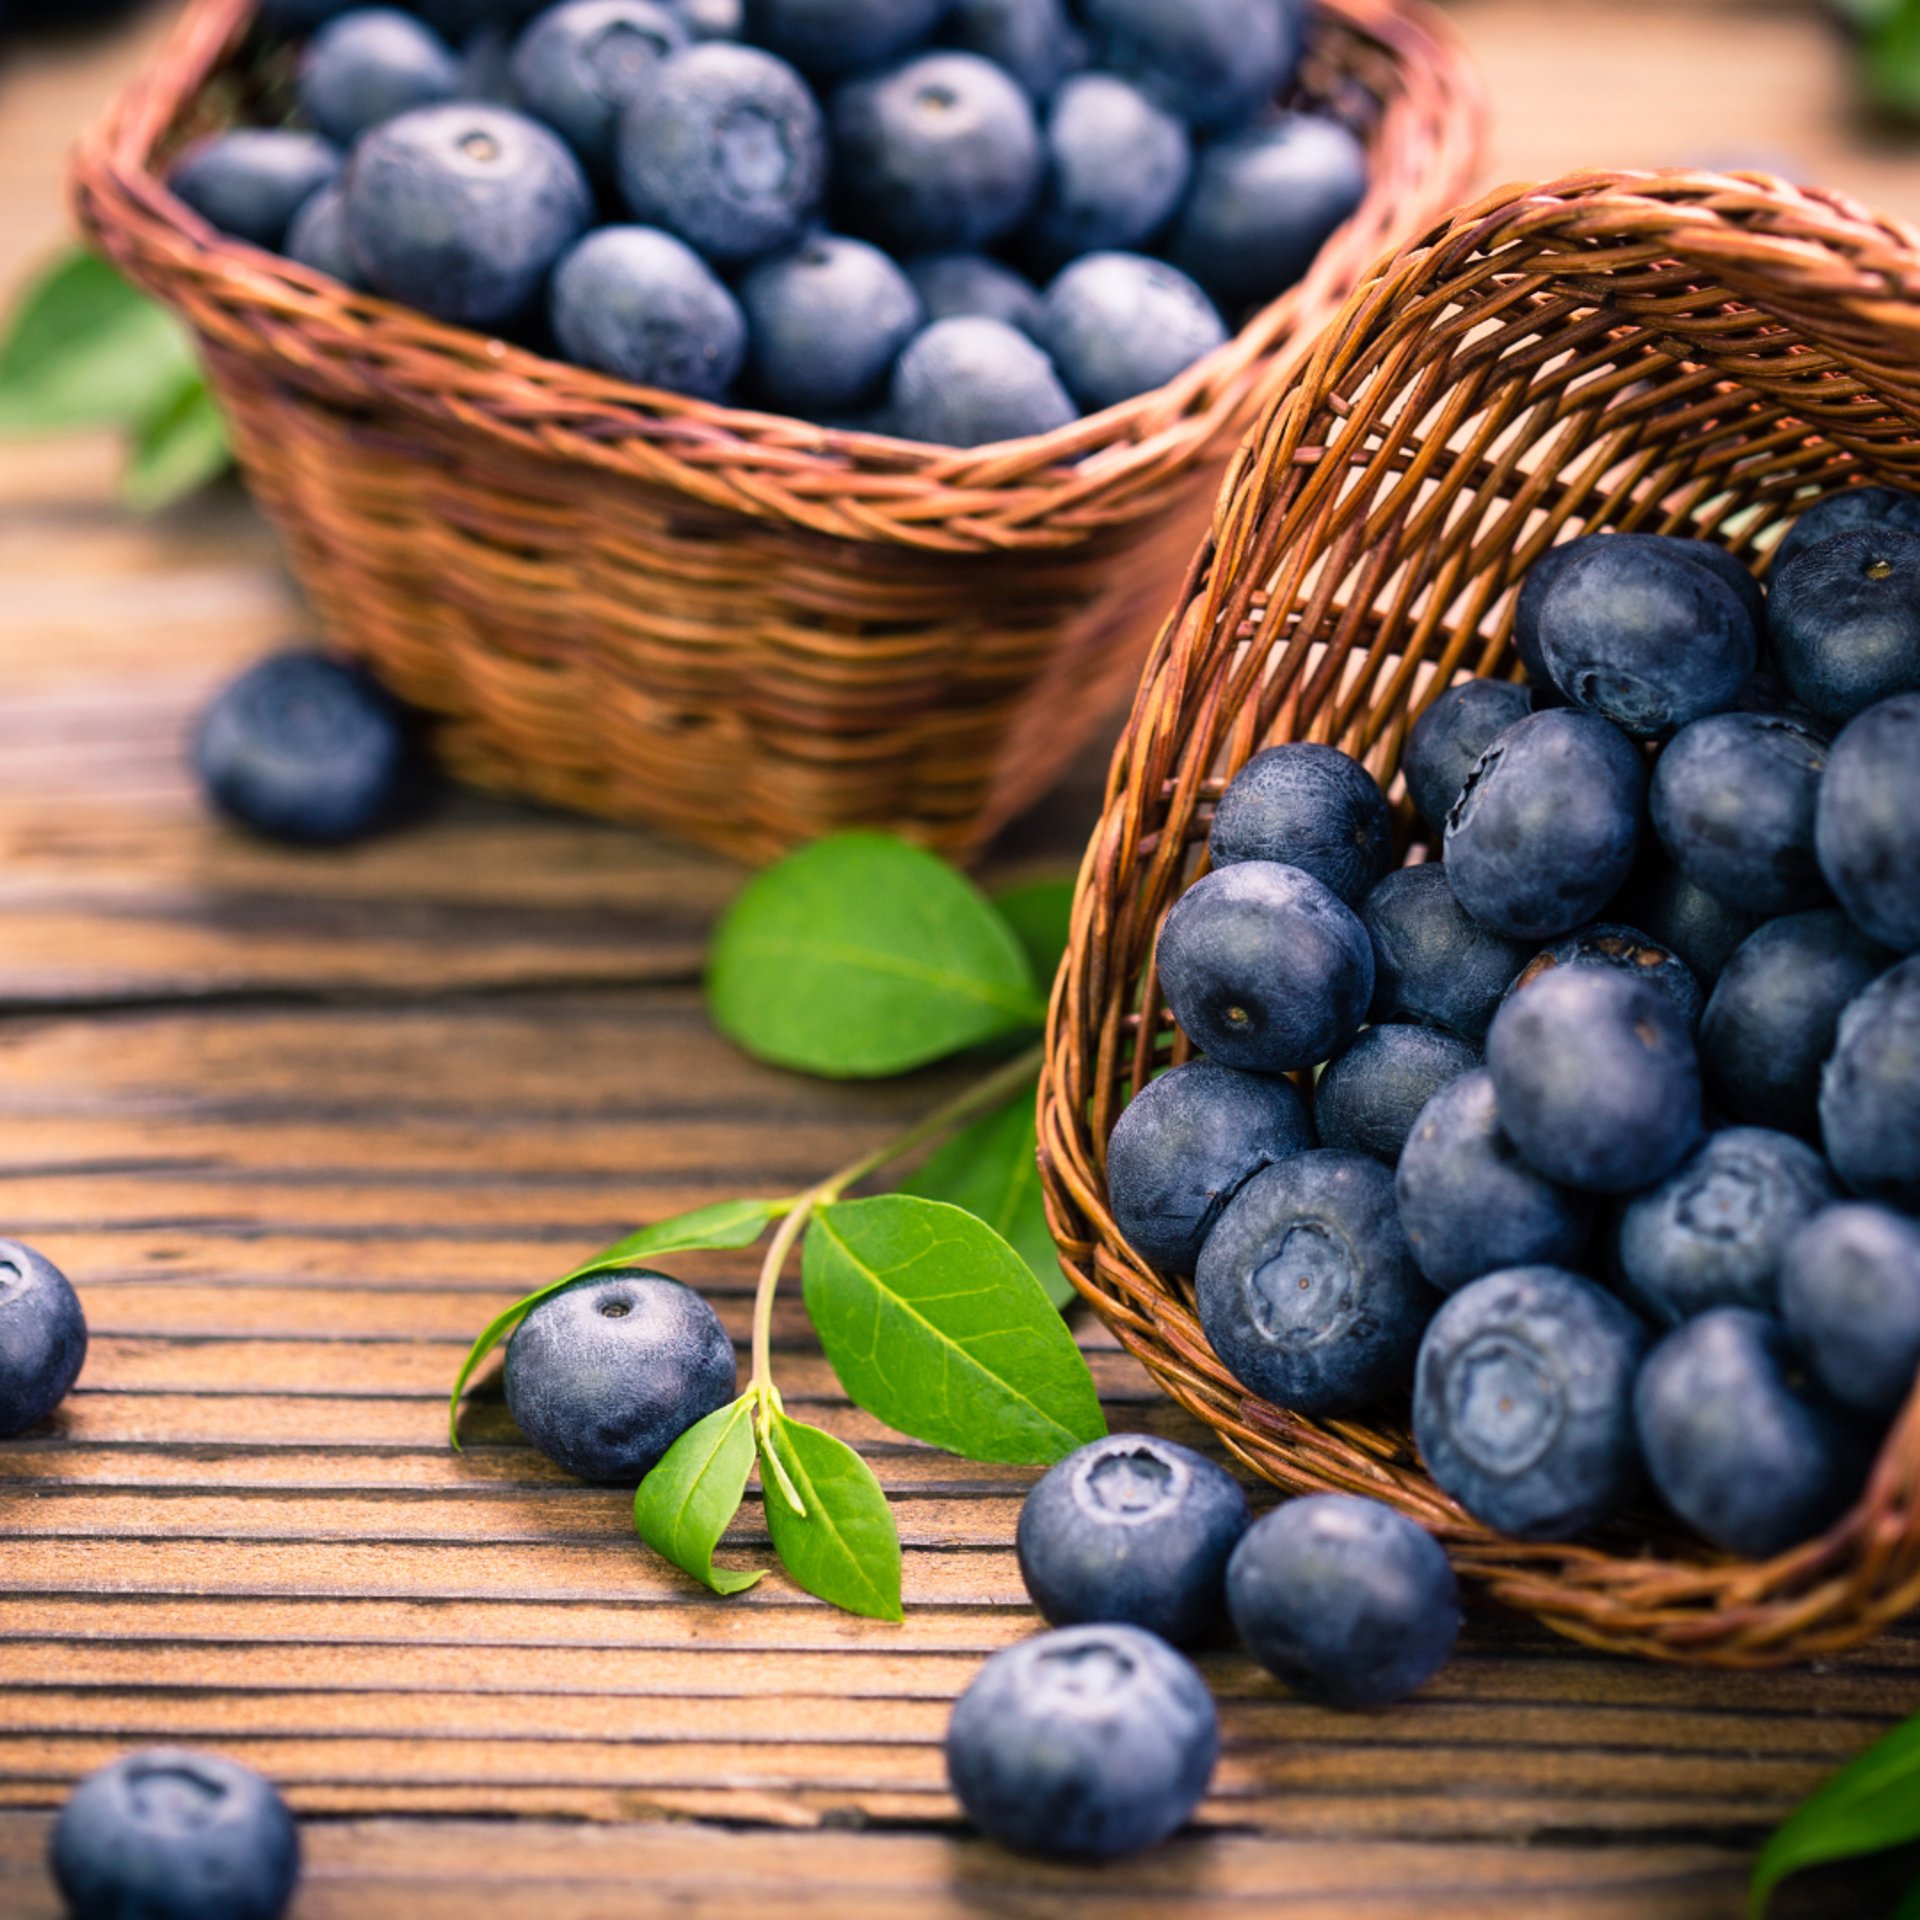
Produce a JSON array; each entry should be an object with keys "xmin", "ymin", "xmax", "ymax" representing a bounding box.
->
[
  {"xmin": 68, "ymin": 0, "xmax": 1481, "ymax": 865},
  {"xmin": 1037, "ymin": 170, "xmax": 1920, "ymax": 1667}
]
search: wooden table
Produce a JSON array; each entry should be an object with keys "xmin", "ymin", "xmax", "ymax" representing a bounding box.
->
[{"xmin": 2, "ymin": 6, "xmax": 1919, "ymax": 1915}]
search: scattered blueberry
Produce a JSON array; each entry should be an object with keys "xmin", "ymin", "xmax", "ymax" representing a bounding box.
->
[
  {"xmin": 1503, "ymin": 922, "xmax": 1703, "ymax": 1030},
  {"xmin": 1767, "ymin": 527, "xmax": 1920, "ymax": 724},
  {"xmin": 284, "ymin": 182, "xmax": 364, "ymax": 286},
  {"xmin": 1815, "ymin": 692, "xmax": 1920, "ymax": 953},
  {"xmin": 0, "ymin": 1240, "xmax": 86, "ymax": 1439},
  {"xmin": 1209, "ymin": 743, "xmax": 1393, "ymax": 908},
  {"xmin": 747, "ymin": 0, "xmax": 946, "ymax": 77},
  {"xmin": 549, "ymin": 225, "xmax": 747, "ymax": 396},
  {"xmin": 1781, "ymin": 1203, "xmax": 1920, "ymax": 1420},
  {"xmin": 1313, "ymin": 1022, "xmax": 1479, "ymax": 1166},
  {"xmin": 1821, "ymin": 955, "xmax": 1920, "ymax": 1210},
  {"xmin": 1402, "ymin": 677, "xmax": 1531, "ymax": 838},
  {"xmin": 1041, "ymin": 251, "xmax": 1229, "ymax": 411},
  {"xmin": 904, "ymin": 249, "xmax": 1042, "ymax": 333},
  {"xmin": 888, "ymin": 314, "xmax": 1077, "ymax": 445},
  {"xmin": 299, "ymin": 7, "xmax": 459, "ymax": 146},
  {"xmin": 942, "ymin": 0, "xmax": 1081, "ymax": 99},
  {"xmin": 510, "ymin": 0, "xmax": 688, "ymax": 175},
  {"xmin": 1773, "ymin": 485, "xmax": 1920, "ymax": 573},
  {"xmin": 1023, "ymin": 73, "xmax": 1190, "ymax": 269},
  {"xmin": 171, "ymin": 130, "xmax": 342, "ymax": 249},
  {"xmin": 1360, "ymin": 864, "xmax": 1533, "ymax": 1044},
  {"xmin": 1082, "ymin": 0, "xmax": 1304, "ymax": 129},
  {"xmin": 1606, "ymin": 846, "xmax": 1760, "ymax": 984},
  {"xmin": 739, "ymin": 233, "xmax": 921, "ymax": 412}
]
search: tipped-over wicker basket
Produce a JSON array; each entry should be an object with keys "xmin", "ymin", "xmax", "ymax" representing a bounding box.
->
[
  {"xmin": 1037, "ymin": 169, "xmax": 1920, "ymax": 1666},
  {"xmin": 68, "ymin": 0, "xmax": 1481, "ymax": 865}
]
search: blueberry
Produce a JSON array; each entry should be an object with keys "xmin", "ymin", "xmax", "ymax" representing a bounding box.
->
[
  {"xmin": 1443, "ymin": 709, "xmax": 1646, "ymax": 940},
  {"xmin": 946, "ymin": 1624, "xmax": 1217, "ymax": 1860},
  {"xmin": 1022, "ymin": 73, "xmax": 1190, "ymax": 269},
  {"xmin": 1157, "ymin": 862, "xmax": 1374, "ymax": 1074},
  {"xmin": 1017, "ymin": 1433, "xmax": 1251, "ymax": 1645},
  {"xmin": 1360, "ymin": 865, "xmax": 1532, "ymax": 1044},
  {"xmin": 1699, "ymin": 910, "xmax": 1889, "ymax": 1135},
  {"xmin": 1395, "ymin": 1070, "xmax": 1591, "ymax": 1294},
  {"xmin": 1485, "ymin": 965, "xmax": 1702, "ymax": 1194},
  {"xmin": 943, "ymin": 0, "xmax": 1081, "ymax": 98},
  {"xmin": 1402, "ymin": 677, "xmax": 1531, "ymax": 838},
  {"xmin": 510, "ymin": 0, "xmax": 687, "ymax": 174},
  {"xmin": 344, "ymin": 104, "xmax": 591, "ymax": 327},
  {"xmin": 1649, "ymin": 711, "xmax": 1830, "ymax": 916},
  {"xmin": 502, "ymin": 1268, "xmax": 737, "ymax": 1482},
  {"xmin": 195, "ymin": 649, "xmax": 420, "ymax": 847},
  {"xmin": 171, "ymin": 130, "xmax": 342, "ymax": 250},
  {"xmin": 1768, "ymin": 527, "xmax": 1920, "ymax": 724},
  {"xmin": 1225, "ymin": 1495, "xmax": 1459, "ymax": 1707},
  {"xmin": 1615, "ymin": 1127, "xmax": 1836, "ymax": 1326},
  {"xmin": 1195, "ymin": 1149, "xmax": 1433, "ymax": 1416},
  {"xmin": 833, "ymin": 52, "xmax": 1043, "ymax": 253},
  {"xmin": 674, "ymin": 0, "xmax": 742, "ymax": 35},
  {"xmin": 747, "ymin": 0, "xmax": 946, "ymax": 77},
  {"xmin": 1816, "ymin": 692, "xmax": 1920, "ymax": 953},
  {"xmin": 903, "ymin": 250, "xmax": 1042, "ymax": 334},
  {"xmin": 1773, "ymin": 485, "xmax": 1920, "ymax": 573},
  {"xmin": 283, "ymin": 183, "xmax": 364, "ymax": 287},
  {"xmin": 1082, "ymin": 0, "xmax": 1304, "ymax": 129},
  {"xmin": 1504, "ymin": 923, "xmax": 1703, "ymax": 1030},
  {"xmin": 455, "ymin": 23, "xmax": 521, "ymax": 103},
  {"xmin": 1170, "ymin": 111, "xmax": 1368, "ymax": 318},
  {"xmin": 299, "ymin": 8, "xmax": 459, "ymax": 146},
  {"xmin": 1040, "ymin": 251, "xmax": 1229, "ymax": 412},
  {"xmin": 888, "ymin": 315, "xmax": 1077, "ymax": 445},
  {"xmin": 549, "ymin": 225, "xmax": 747, "ymax": 396},
  {"xmin": 1414, "ymin": 1267, "xmax": 1649, "ymax": 1540},
  {"xmin": 1209, "ymin": 743, "xmax": 1392, "ymax": 908},
  {"xmin": 51, "ymin": 1750, "xmax": 299, "ymax": 1920},
  {"xmin": 1606, "ymin": 847, "xmax": 1759, "ymax": 985},
  {"xmin": 0, "ymin": 1240, "xmax": 86, "ymax": 1438},
  {"xmin": 617, "ymin": 43, "xmax": 826, "ymax": 262},
  {"xmin": 1822, "ymin": 956, "xmax": 1920, "ymax": 1209},
  {"xmin": 1313, "ymin": 1023, "xmax": 1479, "ymax": 1166},
  {"xmin": 1635, "ymin": 1307, "xmax": 1869, "ymax": 1557},
  {"xmin": 738, "ymin": 234, "xmax": 921, "ymax": 414},
  {"xmin": 1106, "ymin": 1058, "xmax": 1314, "ymax": 1275},
  {"xmin": 1781, "ymin": 1203, "xmax": 1920, "ymax": 1420}
]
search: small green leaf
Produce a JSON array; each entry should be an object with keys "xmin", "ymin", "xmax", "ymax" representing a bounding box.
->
[
  {"xmin": 899, "ymin": 1087, "xmax": 1072, "ymax": 1308},
  {"xmin": 123, "ymin": 376, "xmax": 229, "ymax": 511},
  {"xmin": 1864, "ymin": 3, "xmax": 1920, "ymax": 119},
  {"xmin": 448, "ymin": 1198, "xmax": 786, "ymax": 1446},
  {"xmin": 635, "ymin": 1395, "xmax": 764, "ymax": 1595},
  {"xmin": 1896, "ymin": 1875, "xmax": 1920, "ymax": 1920},
  {"xmin": 707, "ymin": 833, "xmax": 1046, "ymax": 1079},
  {"xmin": 803, "ymin": 1194, "xmax": 1104, "ymax": 1464},
  {"xmin": 991, "ymin": 878, "xmax": 1076, "ymax": 992},
  {"xmin": 1752, "ymin": 1713, "xmax": 1920, "ymax": 1914},
  {"xmin": 759, "ymin": 1409, "xmax": 902, "ymax": 1621}
]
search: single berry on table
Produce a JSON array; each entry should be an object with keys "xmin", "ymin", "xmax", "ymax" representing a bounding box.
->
[{"xmin": 0, "ymin": 1239, "xmax": 86, "ymax": 1439}]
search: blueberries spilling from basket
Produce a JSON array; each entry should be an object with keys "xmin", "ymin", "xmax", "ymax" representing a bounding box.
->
[
  {"xmin": 164, "ymin": 0, "xmax": 1368, "ymax": 447},
  {"xmin": 1108, "ymin": 486, "xmax": 1920, "ymax": 1562}
]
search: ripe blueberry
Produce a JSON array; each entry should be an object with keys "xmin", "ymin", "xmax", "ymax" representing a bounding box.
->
[
  {"xmin": 1815, "ymin": 692, "xmax": 1920, "ymax": 953},
  {"xmin": 1503, "ymin": 922, "xmax": 1703, "ymax": 1030},
  {"xmin": 1313, "ymin": 1022, "xmax": 1479, "ymax": 1166},
  {"xmin": 509, "ymin": 0, "xmax": 687, "ymax": 175},
  {"xmin": 1402, "ymin": 677, "xmax": 1530, "ymax": 838},
  {"xmin": 1360, "ymin": 864, "xmax": 1533, "ymax": 1044},
  {"xmin": 284, "ymin": 183, "xmax": 364, "ymax": 287},
  {"xmin": 888, "ymin": 315, "xmax": 1077, "ymax": 446},
  {"xmin": 747, "ymin": 0, "xmax": 946, "ymax": 77},
  {"xmin": 1606, "ymin": 846, "xmax": 1760, "ymax": 984},
  {"xmin": 1767, "ymin": 527, "xmax": 1920, "ymax": 724},
  {"xmin": 299, "ymin": 8, "xmax": 459, "ymax": 146},
  {"xmin": 171, "ymin": 130, "xmax": 342, "ymax": 250},
  {"xmin": 1209, "ymin": 742, "xmax": 1392, "ymax": 908},
  {"xmin": 1781, "ymin": 1204, "xmax": 1920, "ymax": 1420},
  {"xmin": 1773, "ymin": 485, "xmax": 1920, "ymax": 572},
  {"xmin": 0, "ymin": 1240, "xmax": 86, "ymax": 1438},
  {"xmin": 1040, "ymin": 251, "xmax": 1228, "ymax": 412},
  {"xmin": 1821, "ymin": 955, "xmax": 1920, "ymax": 1210},
  {"xmin": 903, "ymin": 249, "xmax": 1042, "ymax": 334},
  {"xmin": 740, "ymin": 234, "xmax": 921, "ymax": 413},
  {"xmin": 1022, "ymin": 73, "xmax": 1190, "ymax": 269},
  {"xmin": 1082, "ymin": 0, "xmax": 1305, "ymax": 129},
  {"xmin": 942, "ymin": 0, "xmax": 1082, "ymax": 99},
  {"xmin": 550, "ymin": 225, "xmax": 747, "ymax": 396}
]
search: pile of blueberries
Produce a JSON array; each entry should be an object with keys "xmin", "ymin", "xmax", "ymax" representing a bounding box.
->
[{"xmin": 165, "ymin": 0, "xmax": 1369, "ymax": 446}]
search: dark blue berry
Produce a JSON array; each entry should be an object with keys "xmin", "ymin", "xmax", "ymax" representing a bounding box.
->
[
  {"xmin": 946, "ymin": 1624, "xmax": 1217, "ymax": 1860},
  {"xmin": 1414, "ymin": 1266, "xmax": 1649, "ymax": 1540},
  {"xmin": 1226, "ymin": 1495, "xmax": 1459, "ymax": 1707},
  {"xmin": 1313, "ymin": 1023, "xmax": 1478, "ymax": 1166},
  {"xmin": 1606, "ymin": 847, "xmax": 1759, "ymax": 984},
  {"xmin": 942, "ymin": 0, "xmax": 1081, "ymax": 98},
  {"xmin": 284, "ymin": 183, "xmax": 364, "ymax": 286},
  {"xmin": 510, "ymin": 0, "xmax": 687, "ymax": 174},
  {"xmin": 1040, "ymin": 251, "xmax": 1228, "ymax": 411},
  {"xmin": 299, "ymin": 8, "xmax": 459, "ymax": 146},
  {"xmin": 888, "ymin": 315, "xmax": 1077, "ymax": 445},
  {"xmin": 904, "ymin": 250, "xmax": 1042, "ymax": 333},
  {"xmin": 1209, "ymin": 743, "xmax": 1392, "ymax": 908},
  {"xmin": 747, "ymin": 0, "xmax": 946, "ymax": 77},
  {"xmin": 1774, "ymin": 485, "xmax": 1920, "ymax": 573},
  {"xmin": 1781, "ymin": 1203, "xmax": 1920, "ymax": 1420},
  {"xmin": 503, "ymin": 1268, "xmax": 737, "ymax": 1483},
  {"xmin": 549, "ymin": 225, "xmax": 747, "ymax": 396},
  {"xmin": 1816, "ymin": 692, "xmax": 1920, "ymax": 953},
  {"xmin": 674, "ymin": 0, "xmax": 742, "ymax": 35},
  {"xmin": 1023, "ymin": 73, "xmax": 1189, "ymax": 269},
  {"xmin": 740, "ymin": 234, "xmax": 921, "ymax": 413},
  {"xmin": 171, "ymin": 130, "xmax": 342, "ymax": 250},
  {"xmin": 1768, "ymin": 527, "xmax": 1920, "ymax": 725},
  {"xmin": 1503, "ymin": 923, "xmax": 1703, "ymax": 1030},
  {"xmin": 1403, "ymin": 677, "xmax": 1530, "ymax": 838},
  {"xmin": 1822, "ymin": 956, "xmax": 1920, "ymax": 1210},
  {"xmin": 0, "ymin": 1240, "xmax": 86, "ymax": 1439},
  {"xmin": 1195, "ymin": 1150, "xmax": 1433, "ymax": 1416},
  {"xmin": 1361, "ymin": 865, "xmax": 1532, "ymax": 1044},
  {"xmin": 1017, "ymin": 1433, "xmax": 1250, "ymax": 1645},
  {"xmin": 1082, "ymin": 0, "xmax": 1304, "ymax": 129}
]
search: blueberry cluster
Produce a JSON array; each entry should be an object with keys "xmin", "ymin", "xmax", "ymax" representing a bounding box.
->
[
  {"xmin": 169, "ymin": 0, "xmax": 1368, "ymax": 445},
  {"xmin": 1111, "ymin": 488, "xmax": 1920, "ymax": 1562}
]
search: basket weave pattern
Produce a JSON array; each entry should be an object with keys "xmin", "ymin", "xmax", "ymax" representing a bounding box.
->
[
  {"xmin": 1038, "ymin": 171, "xmax": 1920, "ymax": 1666},
  {"xmin": 70, "ymin": 0, "xmax": 1481, "ymax": 863}
]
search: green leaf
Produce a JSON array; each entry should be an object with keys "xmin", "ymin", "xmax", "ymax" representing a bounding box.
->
[
  {"xmin": 1752, "ymin": 1712, "xmax": 1920, "ymax": 1914},
  {"xmin": 991, "ymin": 878, "xmax": 1076, "ymax": 993},
  {"xmin": 1864, "ymin": 3, "xmax": 1920, "ymax": 119},
  {"xmin": 759, "ymin": 1408, "xmax": 902, "ymax": 1621},
  {"xmin": 899, "ymin": 1087, "xmax": 1072, "ymax": 1308},
  {"xmin": 123, "ymin": 376, "xmax": 229, "ymax": 511},
  {"xmin": 802, "ymin": 1194, "xmax": 1104, "ymax": 1464},
  {"xmin": 448, "ymin": 1198, "xmax": 786, "ymax": 1446},
  {"xmin": 707, "ymin": 832, "xmax": 1046, "ymax": 1079},
  {"xmin": 1896, "ymin": 1875, "xmax": 1920, "ymax": 1920},
  {"xmin": 634, "ymin": 1394, "xmax": 764, "ymax": 1595}
]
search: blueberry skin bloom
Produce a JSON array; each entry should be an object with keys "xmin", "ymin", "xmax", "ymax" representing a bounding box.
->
[
  {"xmin": 0, "ymin": 1240, "xmax": 87, "ymax": 1438},
  {"xmin": 946, "ymin": 1624, "xmax": 1217, "ymax": 1860},
  {"xmin": 1209, "ymin": 743, "xmax": 1393, "ymax": 908},
  {"xmin": 1017, "ymin": 1434, "xmax": 1251, "ymax": 1645},
  {"xmin": 1157, "ymin": 862, "xmax": 1375, "ymax": 1074},
  {"xmin": 1635, "ymin": 1307, "xmax": 1869, "ymax": 1558},
  {"xmin": 1781, "ymin": 1204, "xmax": 1920, "ymax": 1420},
  {"xmin": 904, "ymin": 249, "xmax": 1042, "ymax": 334},
  {"xmin": 1485, "ymin": 965, "xmax": 1702, "ymax": 1195},
  {"xmin": 1106, "ymin": 1059, "xmax": 1315, "ymax": 1276},
  {"xmin": 171, "ymin": 130, "xmax": 342, "ymax": 249},
  {"xmin": 509, "ymin": 0, "xmax": 687, "ymax": 175},
  {"xmin": 1403, "ymin": 677, "xmax": 1531, "ymax": 838},
  {"xmin": 942, "ymin": 0, "xmax": 1081, "ymax": 100},
  {"xmin": 832, "ymin": 52, "xmax": 1044, "ymax": 254},
  {"xmin": 617, "ymin": 43, "xmax": 826, "ymax": 263},
  {"xmin": 747, "ymin": 0, "xmax": 947, "ymax": 78},
  {"xmin": 1395, "ymin": 1070, "xmax": 1591, "ymax": 1294},
  {"xmin": 1816, "ymin": 692, "xmax": 1920, "ymax": 953},
  {"xmin": 1414, "ymin": 1267, "xmax": 1649, "ymax": 1540},
  {"xmin": 51, "ymin": 1750, "xmax": 299, "ymax": 1920},
  {"xmin": 1024, "ymin": 73, "xmax": 1191, "ymax": 269},
  {"xmin": 1041, "ymin": 251, "xmax": 1229, "ymax": 413},
  {"xmin": 1615, "ymin": 1127, "xmax": 1837, "ymax": 1326},
  {"xmin": 888, "ymin": 315, "xmax": 1077, "ymax": 446},
  {"xmin": 1768, "ymin": 527, "xmax": 1920, "ymax": 724},
  {"xmin": 1195, "ymin": 1150, "xmax": 1433, "ymax": 1417},
  {"xmin": 284, "ymin": 183, "xmax": 365, "ymax": 287},
  {"xmin": 1360, "ymin": 865, "xmax": 1532, "ymax": 1045},
  {"xmin": 1699, "ymin": 910, "xmax": 1889, "ymax": 1136},
  {"xmin": 1774, "ymin": 485, "xmax": 1920, "ymax": 572},
  {"xmin": 1083, "ymin": 0, "xmax": 1305, "ymax": 129},
  {"xmin": 1443, "ymin": 709, "xmax": 1647, "ymax": 940},
  {"xmin": 1607, "ymin": 847, "xmax": 1760, "ymax": 986},
  {"xmin": 503, "ymin": 1268, "xmax": 737, "ymax": 1483},
  {"xmin": 343, "ymin": 104, "xmax": 591, "ymax": 328},
  {"xmin": 1504, "ymin": 922, "xmax": 1703, "ymax": 1030},
  {"xmin": 195, "ymin": 650, "xmax": 419, "ymax": 847},
  {"xmin": 739, "ymin": 235, "xmax": 921, "ymax": 414},
  {"xmin": 1822, "ymin": 956, "xmax": 1920, "ymax": 1210},
  {"xmin": 1313, "ymin": 1023, "xmax": 1479, "ymax": 1166},
  {"xmin": 1226, "ymin": 1495, "xmax": 1460, "ymax": 1707},
  {"xmin": 299, "ymin": 8, "xmax": 459, "ymax": 146},
  {"xmin": 1650, "ymin": 712, "xmax": 1830, "ymax": 917},
  {"xmin": 550, "ymin": 226, "xmax": 747, "ymax": 398}
]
